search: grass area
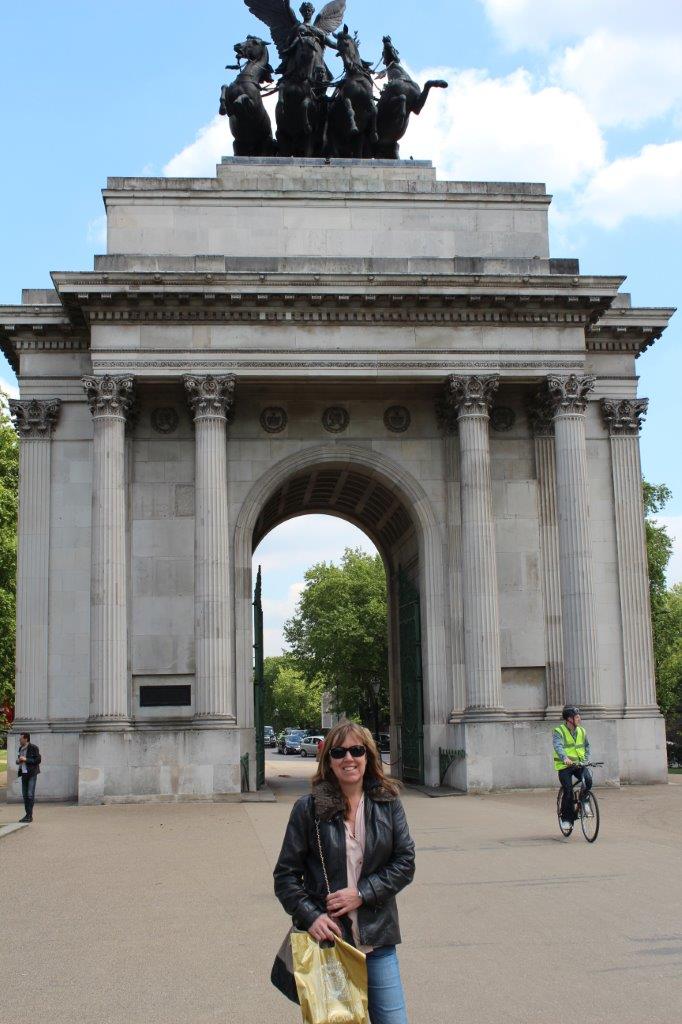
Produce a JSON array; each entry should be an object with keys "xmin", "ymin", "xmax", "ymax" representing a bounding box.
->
[
  {"xmin": 669, "ymin": 767, "xmax": 682, "ymax": 775},
  {"xmin": 0, "ymin": 750, "xmax": 7, "ymax": 771}
]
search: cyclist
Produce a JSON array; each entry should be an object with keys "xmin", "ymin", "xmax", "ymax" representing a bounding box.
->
[{"xmin": 554, "ymin": 706, "xmax": 592, "ymax": 830}]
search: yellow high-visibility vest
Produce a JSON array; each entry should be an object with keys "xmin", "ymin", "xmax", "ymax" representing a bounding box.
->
[{"xmin": 553, "ymin": 723, "xmax": 586, "ymax": 771}]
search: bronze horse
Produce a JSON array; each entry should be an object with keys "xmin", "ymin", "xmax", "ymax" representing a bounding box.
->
[
  {"xmin": 275, "ymin": 29, "xmax": 328, "ymax": 157},
  {"xmin": 325, "ymin": 27, "xmax": 376, "ymax": 159},
  {"xmin": 375, "ymin": 36, "xmax": 448, "ymax": 159},
  {"xmin": 219, "ymin": 36, "xmax": 276, "ymax": 156}
]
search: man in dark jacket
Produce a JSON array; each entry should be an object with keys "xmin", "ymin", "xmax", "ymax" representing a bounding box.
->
[{"xmin": 16, "ymin": 732, "xmax": 41, "ymax": 823}]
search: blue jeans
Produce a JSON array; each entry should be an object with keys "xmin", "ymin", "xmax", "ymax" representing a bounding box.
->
[
  {"xmin": 366, "ymin": 946, "xmax": 408, "ymax": 1024},
  {"xmin": 21, "ymin": 773, "xmax": 37, "ymax": 817}
]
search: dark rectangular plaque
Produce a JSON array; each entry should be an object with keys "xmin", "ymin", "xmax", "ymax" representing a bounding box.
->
[{"xmin": 139, "ymin": 685, "xmax": 192, "ymax": 708}]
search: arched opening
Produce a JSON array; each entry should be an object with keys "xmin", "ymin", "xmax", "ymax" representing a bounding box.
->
[{"xmin": 236, "ymin": 451, "xmax": 434, "ymax": 789}]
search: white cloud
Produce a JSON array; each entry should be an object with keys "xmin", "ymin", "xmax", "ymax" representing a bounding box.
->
[
  {"xmin": 479, "ymin": 1, "xmax": 682, "ymax": 50},
  {"xmin": 576, "ymin": 140, "xmax": 682, "ymax": 229},
  {"xmin": 164, "ymin": 115, "xmax": 229, "ymax": 177},
  {"xmin": 403, "ymin": 67, "xmax": 604, "ymax": 191},
  {"xmin": 552, "ymin": 31, "xmax": 682, "ymax": 128},
  {"xmin": 0, "ymin": 378, "xmax": 20, "ymax": 403}
]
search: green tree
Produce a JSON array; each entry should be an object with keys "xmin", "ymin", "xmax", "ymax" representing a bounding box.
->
[
  {"xmin": 0, "ymin": 399, "xmax": 19, "ymax": 728},
  {"xmin": 264, "ymin": 655, "xmax": 324, "ymax": 734},
  {"xmin": 642, "ymin": 482, "xmax": 676, "ymax": 713},
  {"xmin": 658, "ymin": 583, "xmax": 682, "ymax": 722},
  {"xmin": 283, "ymin": 547, "xmax": 388, "ymax": 727}
]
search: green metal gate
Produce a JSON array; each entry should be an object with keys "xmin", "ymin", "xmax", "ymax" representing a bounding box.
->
[
  {"xmin": 253, "ymin": 566, "xmax": 265, "ymax": 790},
  {"xmin": 398, "ymin": 568, "xmax": 424, "ymax": 784}
]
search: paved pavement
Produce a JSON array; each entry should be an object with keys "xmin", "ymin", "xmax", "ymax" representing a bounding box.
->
[{"xmin": 2, "ymin": 760, "xmax": 681, "ymax": 1024}]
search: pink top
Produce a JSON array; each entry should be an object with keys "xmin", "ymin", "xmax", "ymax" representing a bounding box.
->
[{"xmin": 344, "ymin": 794, "xmax": 373, "ymax": 954}]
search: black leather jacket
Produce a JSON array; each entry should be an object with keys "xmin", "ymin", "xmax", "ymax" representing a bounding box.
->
[{"xmin": 273, "ymin": 780, "xmax": 415, "ymax": 948}]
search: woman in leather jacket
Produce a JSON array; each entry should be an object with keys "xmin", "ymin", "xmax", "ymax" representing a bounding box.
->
[{"xmin": 274, "ymin": 721, "xmax": 415, "ymax": 1023}]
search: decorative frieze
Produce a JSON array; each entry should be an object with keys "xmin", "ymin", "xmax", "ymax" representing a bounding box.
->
[
  {"xmin": 9, "ymin": 398, "xmax": 61, "ymax": 439},
  {"xmin": 184, "ymin": 374, "xmax": 236, "ymax": 421},
  {"xmin": 600, "ymin": 398, "xmax": 648, "ymax": 435}
]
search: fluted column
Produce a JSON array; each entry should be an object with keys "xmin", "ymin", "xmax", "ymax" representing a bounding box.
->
[
  {"xmin": 184, "ymin": 375, "xmax": 236, "ymax": 720},
  {"xmin": 82, "ymin": 375, "xmax": 135, "ymax": 723},
  {"xmin": 440, "ymin": 375, "xmax": 504, "ymax": 716},
  {"xmin": 601, "ymin": 398, "xmax": 658, "ymax": 714},
  {"xmin": 9, "ymin": 399, "xmax": 61, "ymax": 724},
  {"xmin": 528, "ymin": 403, "xmax": 565, "ymax": 716},
  {"xmin": 540, "ymin": 375, "xmax": 601, "ymax": 711}
]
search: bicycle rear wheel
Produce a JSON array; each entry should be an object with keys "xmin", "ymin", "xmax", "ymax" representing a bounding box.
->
[
  {"xmin": 579, "ymin": 791, "xmax": 600, "ymax": 842},
  {"xmin": 557, "ymin": 789, "xmax": 572, "ymax": 836}
]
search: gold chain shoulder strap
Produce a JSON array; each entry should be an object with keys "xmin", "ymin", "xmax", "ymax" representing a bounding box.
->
[{"xmin": 314, "ymin": 817, "xmax": 332, "ymax": 897}]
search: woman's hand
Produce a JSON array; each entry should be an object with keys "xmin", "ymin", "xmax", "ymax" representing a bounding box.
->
[
  {"xmin": 326, "ymin": 887, "xmax": 363, "ymax": 919},
  {"xmin": 308, "ymin": 913, "xmax": 343, "ymax": 942}
]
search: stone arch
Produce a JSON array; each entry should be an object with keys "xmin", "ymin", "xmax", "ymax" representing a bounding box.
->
[{"xmin": 232, "ymin": 443, "xmax": 448, "ymax": 784}]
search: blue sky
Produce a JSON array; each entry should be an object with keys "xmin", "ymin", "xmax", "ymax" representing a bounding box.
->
[{"xmin": 1, "ymin": 1, "xmax": 680, "ymax": 652}]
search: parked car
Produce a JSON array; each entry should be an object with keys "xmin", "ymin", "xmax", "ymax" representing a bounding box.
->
[
  {"xmin": 277, "ymin": 727, "xmax": 302, "ymax": 754},
  {"xmin": 263, "ymin": 725, "xmax": 276, "ymax": 748},
  {"xmin": 300, "ymin": 735, "xmax": 324, "ymax": 757},
  {"xmin": 378, "ymin": 733, "xmax": 390, "ymax": 753},
  {"xmin": 282, "ymin": 730, "xmax": 307, "ymax": 755}
]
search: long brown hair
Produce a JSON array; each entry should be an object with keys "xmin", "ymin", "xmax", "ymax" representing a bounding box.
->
[{"xmin": 312, "ymin": 722, "xmax": 400, "ymax": 800}]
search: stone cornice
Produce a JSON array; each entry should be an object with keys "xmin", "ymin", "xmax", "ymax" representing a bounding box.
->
[
  {"xmin": 601, "ymin": 398, "xmax": 648, "ymax": 435},
  {"xmin": 588, "ymin": 306, "xmax": 676, "ymax": 355}
]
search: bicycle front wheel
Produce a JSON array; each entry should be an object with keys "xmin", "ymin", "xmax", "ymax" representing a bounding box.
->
[{"xmin": 579, "ymin": 791, "xmax": 600, "ymax": 842}]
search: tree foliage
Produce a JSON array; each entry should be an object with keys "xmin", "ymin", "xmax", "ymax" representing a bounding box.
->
[
  {"xmin": 642, "ymin": 482, "xmax": 681, "ymax": 738},
  {"xmin": 262, "ymin": 654, "xmax": 324, "ymax": 733},
  {"xmin": 283, "ymin": 548, "xmax": 388, "ymax": 727},
  {"xmin": 0, "ymin": 400, "xmax": 19, "ymax": 725}
]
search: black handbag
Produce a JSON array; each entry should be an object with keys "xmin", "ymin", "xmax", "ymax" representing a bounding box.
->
[{"xmin": 271, "ymin": 818, "xmax": 331, "ymax": 1003}]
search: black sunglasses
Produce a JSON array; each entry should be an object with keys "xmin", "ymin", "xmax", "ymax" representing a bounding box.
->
[{"xmin": 329, "ymin": 744, "xmax": 367, "ymax": 760}]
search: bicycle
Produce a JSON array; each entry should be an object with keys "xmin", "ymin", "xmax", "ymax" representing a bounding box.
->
[{"xmin": 556, "ymin": 761, "xmax": 603, "ymax": 843}]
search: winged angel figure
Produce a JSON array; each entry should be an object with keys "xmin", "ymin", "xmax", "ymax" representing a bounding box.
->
[{"xmin": 244, "ymin": 0, "xmax": 346, "ymax": 89}]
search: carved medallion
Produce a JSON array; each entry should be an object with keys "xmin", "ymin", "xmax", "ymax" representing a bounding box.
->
[
  {"xmin": 322, "ymin": 407, "xmax": 350, "ymax": 433},
  {"xmin": 151, "ymin": 407, "xmax": 180, "ymax": 434},
  {"xmin": 383, "ymin": 406, "xmax": 411, "ymax": 433},
  {"xmin": 260, "ymin": 406, "xmax": 288, "ymax": 433},
  {"xmin": 490, "ymin": 406, "xmax": 516, "ymax": 432}
]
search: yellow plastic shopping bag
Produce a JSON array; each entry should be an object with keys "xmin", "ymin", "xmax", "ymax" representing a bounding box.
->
[{"xmin": 290, "ymin": 932, "xmax": 369, "ymax": 1024}]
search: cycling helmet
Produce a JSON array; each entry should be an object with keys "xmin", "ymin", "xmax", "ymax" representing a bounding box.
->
[{"xmin": 562, "ymin": 705, "xmax": 581, "ymax": 721}]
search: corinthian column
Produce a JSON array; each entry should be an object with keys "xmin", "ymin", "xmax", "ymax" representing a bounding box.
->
[
  {"xmin": 528, "ymin": 402, "xmax": 565, "ymax": 716},
  {"xmin": 440, "ymin": 375, "xmax": 503, "ymax": 716},
  {"xmin": 82, "ymin": 375, "xmax": 135, "ymax": 723},
  {"xmin": 9, "ymin": 399, "xmax": 61, "ymax": 725},
  {"xmin": 601, "ymin": 398, "xmax": 658, "ymax": 714},
  {"xmin": 542, "ymin": 374, "xmax": 601, "ymax": 711},
  {"xmin": 184, "ymin": 375, "xmax": 236, "ymax": 720}
]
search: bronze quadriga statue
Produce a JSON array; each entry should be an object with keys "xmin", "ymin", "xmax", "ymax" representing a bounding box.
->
[{"xmin": 219, "ymin": 1, "xmax": 448, "ymax": 159}]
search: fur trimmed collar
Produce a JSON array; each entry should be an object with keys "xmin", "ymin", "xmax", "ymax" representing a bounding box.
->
[{"xmin": 312, "ymin": 779, "xmax": 396, "ymax": 821}]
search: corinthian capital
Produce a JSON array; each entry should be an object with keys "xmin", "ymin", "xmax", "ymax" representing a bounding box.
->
[
  {"xmin": 544, "ymin": 374, "xmax": 595, "ymax": 416},
  {"xmin": 82, "ymin": 375, "xmax": 135, "ymax": 419},
  {"xmin": 437, "ymin": 374, "xmax": 500, "ymax": 431},
  {"xmin": 601, "ymin": 398, "xmax": 648, "ymax": 435},
  {"xmin": 9, "ymin": 398, "xmax": 61, "ymax": 439},
  {"xmin": 184, "ymin": 375, "xmax": 236, "ymax": 421}
]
